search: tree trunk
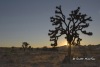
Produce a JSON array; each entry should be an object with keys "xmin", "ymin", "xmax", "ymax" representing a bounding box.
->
[
  {"xmin": 63, "ymin": 42, "xmax": 71, "ymax": 63},
  {"xmin": 67, "ymin": 42, "xmax": 71, "ymax": 63}
]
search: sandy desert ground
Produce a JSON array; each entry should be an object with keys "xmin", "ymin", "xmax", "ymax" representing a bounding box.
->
[{"xmin": 0, "ymin": 46, "xmax": 100, "ymax": 67}]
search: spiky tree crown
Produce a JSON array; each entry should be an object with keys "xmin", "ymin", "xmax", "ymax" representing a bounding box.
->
[{"xmin": 48, "ymin": 5, "xmax": 93, "ymax": 47}]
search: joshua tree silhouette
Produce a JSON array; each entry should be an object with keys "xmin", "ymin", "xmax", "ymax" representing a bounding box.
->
[
  {"xmin": 48, "ymin": 5, "xmax": 93, "ymax": 63},
  {"xmin": 22, "ymin": 42, "xmax": 29, "ymax": 51}
]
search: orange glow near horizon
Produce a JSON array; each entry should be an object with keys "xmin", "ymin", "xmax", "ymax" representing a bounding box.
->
[
  {"xmin": 64, "ymin": 41, "xmax": 68, "ymax": 46},
  {"xmin": 58, "ymin": 40, "xmax": 68, "ymax": 46}
]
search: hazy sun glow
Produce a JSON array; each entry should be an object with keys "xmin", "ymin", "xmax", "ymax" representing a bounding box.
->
[
  {"xmin": 60, "ymin": 40, "xmax": 68, "ymax": 46},
  {"xmin": 64, "ymin": 41, "xmax": 68, "ymax": 46}
]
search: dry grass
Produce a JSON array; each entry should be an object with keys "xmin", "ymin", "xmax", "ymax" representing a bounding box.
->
[{"xmin": 0, "ymin": 47, "xmax": 100, "ymax": 67}]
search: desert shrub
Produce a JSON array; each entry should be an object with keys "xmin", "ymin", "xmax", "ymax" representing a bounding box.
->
[
  {"xmin": 51, "ymin": 47, "xmax": 58, "ymax": 51},
  {"xmin": 11, "ymin": 46, "xmax": 15, "ymax": 52},
  {"xmin": 42, "ymin": 46, "xmax": 48, "ymax": 51},
  {"xmin": 28, "ymin": 46, "xmax": 33, "ymax": 51}
]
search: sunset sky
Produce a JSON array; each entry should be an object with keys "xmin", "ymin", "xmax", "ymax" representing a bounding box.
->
[{"xmin": 0, "ymin": 0, "xmax": 100, "ymax": 47}]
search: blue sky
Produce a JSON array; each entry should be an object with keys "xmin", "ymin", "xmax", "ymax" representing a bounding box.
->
[{"xmin": 0, "ymin": 0, "xmax": 100, "ymax": 47}]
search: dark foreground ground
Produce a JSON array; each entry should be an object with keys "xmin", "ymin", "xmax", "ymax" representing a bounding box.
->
[{"xmin": 0, "ymin": 45, "xmax": 100, "ymax": 67}]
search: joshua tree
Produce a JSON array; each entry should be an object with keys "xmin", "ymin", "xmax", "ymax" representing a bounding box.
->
[
  {"xmin": 48, "ymin": 5, "xmax": 93, "ymax": 63},
  {"xmin": 22, "ymin": 42, "xmax": 29, "ymax": 51}
]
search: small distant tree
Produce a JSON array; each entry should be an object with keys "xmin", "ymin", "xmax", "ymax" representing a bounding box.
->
[
  {"xmin": 22, "ymin": 42, "xmax": 29, "ymax": 51},
  {"xmin": 48, "ymin": 5, "xmax": 93, "ymax": 63},
  {"xmin": 28, "ymin": 46, "xmax": 33, "ymax": 51}
]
